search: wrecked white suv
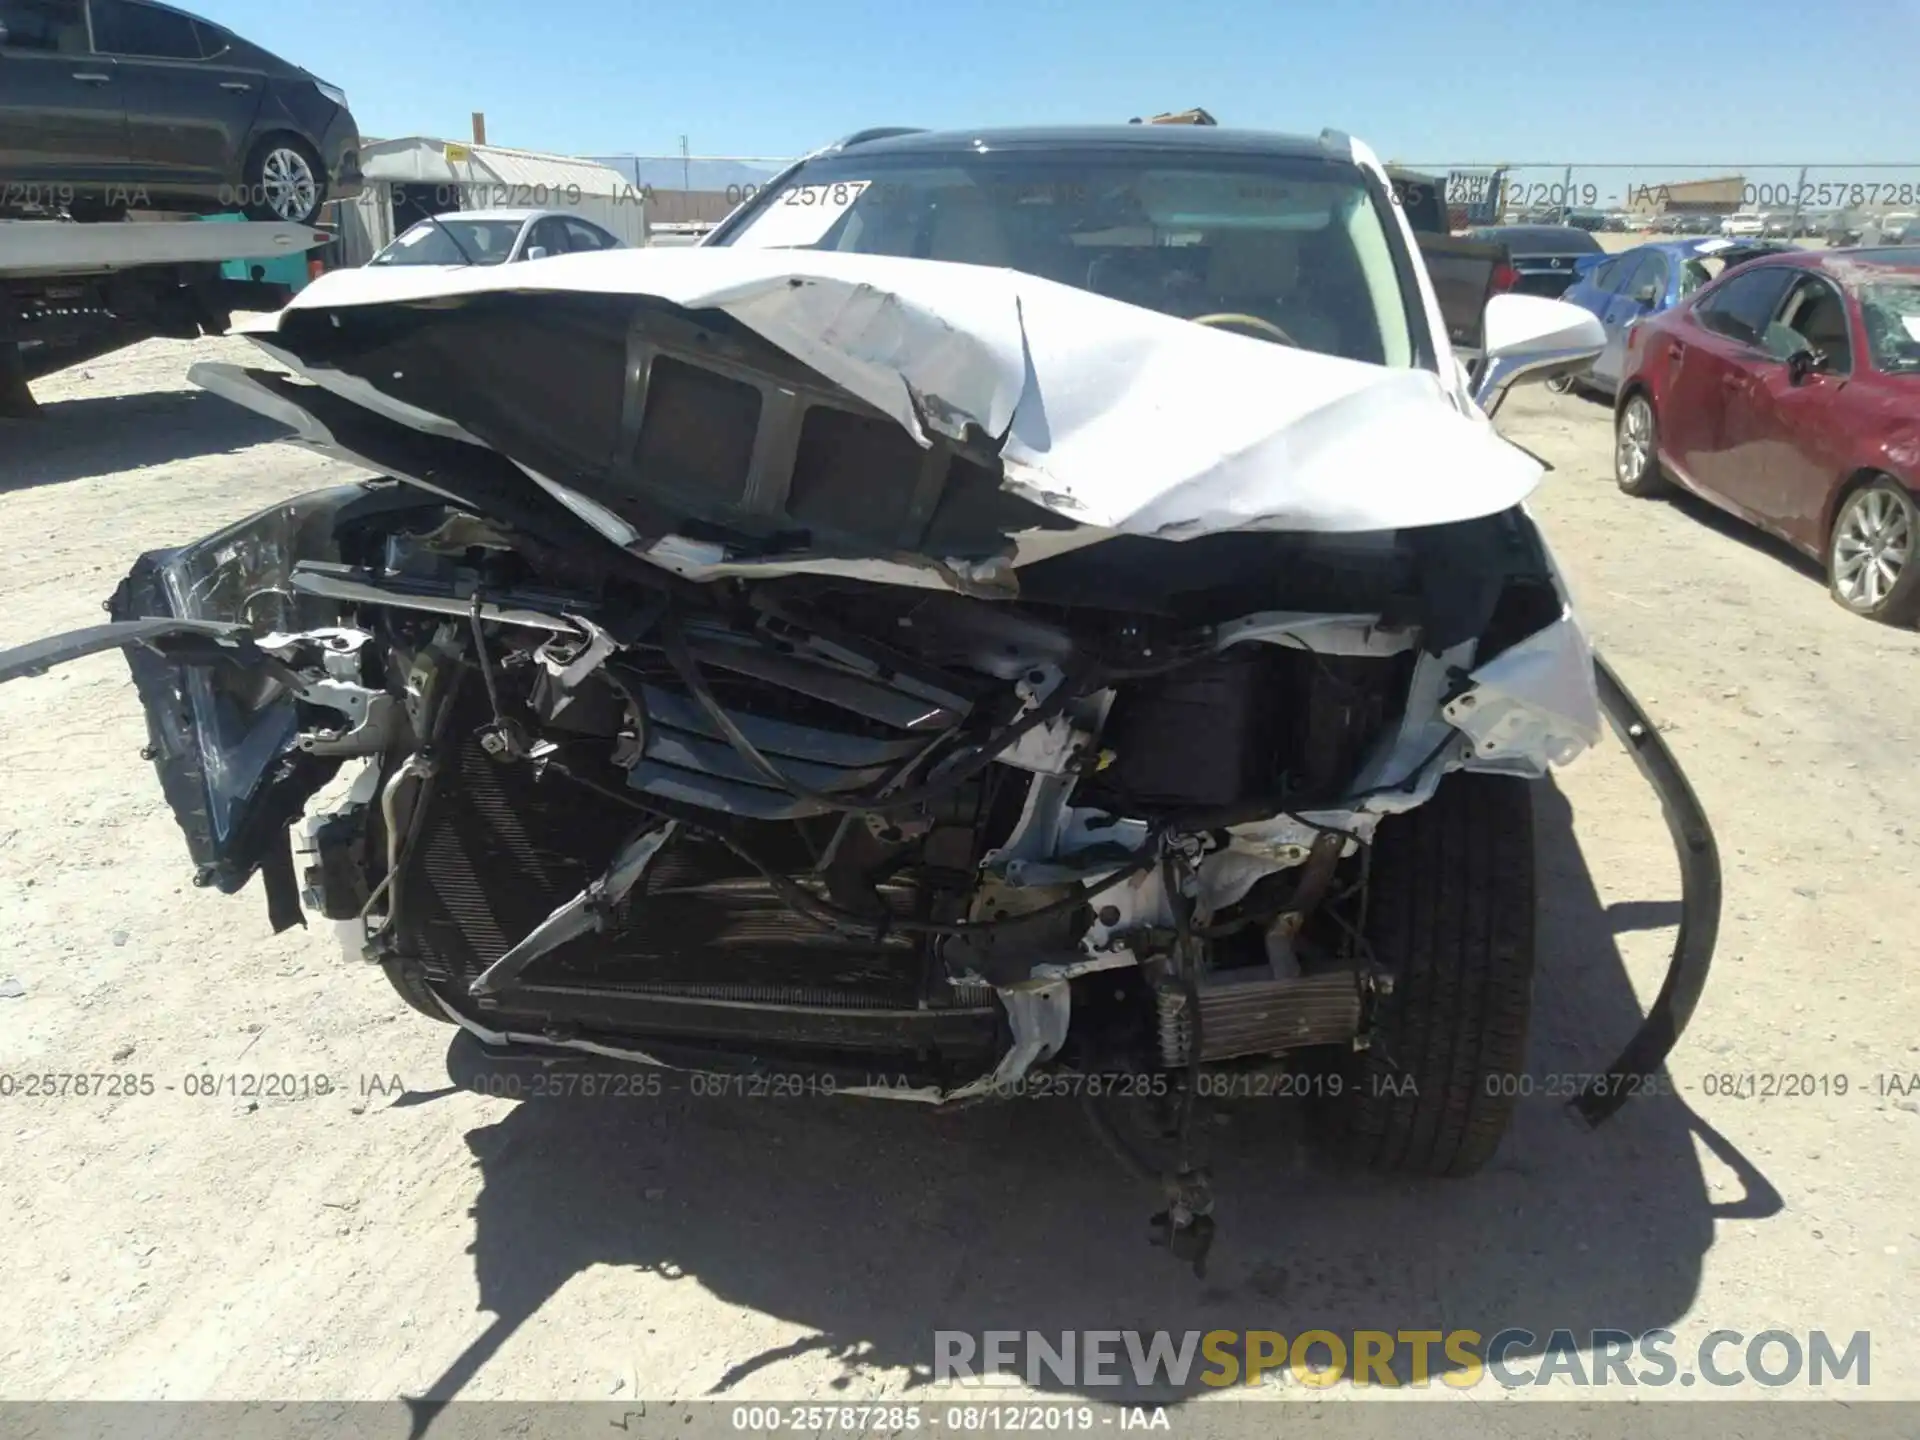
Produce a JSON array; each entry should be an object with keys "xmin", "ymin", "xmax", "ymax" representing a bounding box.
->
[{"xmin": 2, "ymin": 126, "xmax": 1713, "ymax": 1263}]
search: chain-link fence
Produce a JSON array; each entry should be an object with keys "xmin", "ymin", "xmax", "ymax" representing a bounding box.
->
[
  {"xmin": 610, "ymin": 155, "xmax": 1920, "ymax": 245},
  {"xmin": 33, "ymin": 146, "xmax": 1887, "ymax": 252},
  {"xmin": 1391, "ymin": 162, "xmax": 1920, "ymax": 241}
]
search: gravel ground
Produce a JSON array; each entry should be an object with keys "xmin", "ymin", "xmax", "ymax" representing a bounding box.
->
[{"xmin": 1, "ymin": 333, "xmax": 1916, "ymax": 1405}]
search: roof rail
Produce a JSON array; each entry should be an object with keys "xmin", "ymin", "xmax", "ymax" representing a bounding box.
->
[
  {"xmin": 1318, "ymin": 128, "xmax": 1354, "ymax": 158},
  {"xmin": 831, "ymin": 127, "xmax": 928, "ymax": 151}
]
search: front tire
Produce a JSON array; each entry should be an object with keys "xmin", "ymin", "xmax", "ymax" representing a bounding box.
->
[
  {"xmin": 242, "ymin": 137, "xmax": 327, "ymax": 224},
  {"xmin": 1312, "ymin": 773, "xmax": 1536, "ymax": 1177},
  {"xmin": 1828, "ymin": 478, "xmax": 1920, "ymax": 626},
  {"xmin": 1614, "ymin": 391, "xmax": 1669, "ymax": 497}
]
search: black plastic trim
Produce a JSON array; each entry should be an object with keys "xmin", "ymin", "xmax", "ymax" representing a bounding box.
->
[{"xmin": 1571, "ymin": 654, "xmax": 1721, "ymax": 1126}]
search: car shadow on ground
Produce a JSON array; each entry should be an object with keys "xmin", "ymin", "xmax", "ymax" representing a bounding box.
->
[
  {"xmin": 1562, "ymin": 386, "xmax": 1829, "ymax": 590},
  {"xmin": 1659, "ymin": 490, "xmax": 1829, "ymax": 588},
  {"xmin": 0, "ymin": 390, "xmax": 282, "ymax": 491},
  {"xmin": 417, "ymin": 775, "xmax": 1776, "ymax": 1404}
]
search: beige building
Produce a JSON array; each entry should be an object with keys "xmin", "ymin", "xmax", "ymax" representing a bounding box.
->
[
  {"xmin": 644, "ymin": 189, "xmax": 744, "ymax": 226},
  {"xmin": 1624, "ymin": 175, "xmax": 1746, "ymax": 219}
]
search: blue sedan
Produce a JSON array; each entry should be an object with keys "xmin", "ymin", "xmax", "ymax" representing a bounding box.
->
[{"xmin": 1551, "ymin": 237, "xmax": 1797, "ymax": 396}]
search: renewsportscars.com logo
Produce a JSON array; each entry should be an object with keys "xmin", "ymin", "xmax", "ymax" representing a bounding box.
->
[{"xmin": 934, "ymin": 1329, "xmax": 1871, "ymax": 1389}]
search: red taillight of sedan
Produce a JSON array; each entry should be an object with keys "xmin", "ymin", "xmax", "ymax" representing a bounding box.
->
[{"xmin": 1493, "ymin": 262, "xmax": 1520, "ymax": 293}]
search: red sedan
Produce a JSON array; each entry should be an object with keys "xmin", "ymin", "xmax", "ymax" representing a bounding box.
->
[{"xmin": 1613, "ymin": 248, "xmax": 1920, "ymax": 623}]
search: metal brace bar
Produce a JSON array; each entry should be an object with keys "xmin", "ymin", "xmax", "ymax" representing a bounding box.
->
[{"xmin": 468, "ymin": 822, "xmax": 679, "ymax": 998}]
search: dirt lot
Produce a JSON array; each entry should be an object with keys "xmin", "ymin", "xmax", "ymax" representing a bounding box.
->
[{"xmin": 2, "ymin": 332, "xmax": 1918, "ymax": 1406}]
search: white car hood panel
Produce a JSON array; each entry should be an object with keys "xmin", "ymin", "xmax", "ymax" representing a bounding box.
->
[{"xmin": 243, "ymin": 247, "xmax": 1543, "ymax": 539}]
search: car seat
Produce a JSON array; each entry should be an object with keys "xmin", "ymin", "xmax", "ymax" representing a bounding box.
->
[
  {"xmin": 923, "ymin": 198, "xmax": 1013, "ymax": 268},
  {"xmin": 1790, "ymin": 286, "xmax": 1852, "ymax": 370},
  {"xmin": 1202, "ymin": 227, "xmax": 1347, "ymax": 357}
]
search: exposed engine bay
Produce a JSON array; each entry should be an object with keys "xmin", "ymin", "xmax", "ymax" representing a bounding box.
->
[
  {"xmin": 3, "ymin": 246, "xmax": 1725, "ymax": 1269},
  {"xmin": 69, "ymin": 464, "xmax": 1590, "ymax": 1097},
  {"xmin": 1, "ymin": 248, "xmax": 1609, "ymax": 1088}
]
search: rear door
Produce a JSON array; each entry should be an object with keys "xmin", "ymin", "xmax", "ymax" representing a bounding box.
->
[
  {"xmin": 90, "ymin": 0, "xmax": 263, "ymax": 188},
  {"xmin": 1562, "ymin": 252, "xmax": 1627, "ymax": 316},
  {"xmin": 1594, "ymin": 251, "xmax": 1669, "ymax": 392},
  {"xmin": 0, "ymin": 0, "xmax": 129, "ymax": 184},
  {"xmin": 1662, "ymin": 263, "xmax": 1800, "ymax": 501}
]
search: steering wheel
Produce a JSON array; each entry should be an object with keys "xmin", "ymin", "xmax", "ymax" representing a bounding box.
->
[{"xmin": 1192, "ymin": 312, "xmax": 1298, "ymax": 347}]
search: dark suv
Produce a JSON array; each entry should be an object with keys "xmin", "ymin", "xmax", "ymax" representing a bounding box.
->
[{"xmin": 0, "ymin": 0, "xmax": 359, "ymax": 223}]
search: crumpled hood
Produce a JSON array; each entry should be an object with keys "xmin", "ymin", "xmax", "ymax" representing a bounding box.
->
[{"xmin": 239, "ymin": 247, "xmax": 1541, "ymax": 540}]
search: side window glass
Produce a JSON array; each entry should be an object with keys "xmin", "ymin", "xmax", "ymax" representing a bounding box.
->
[
  {"xmin": 90, "ymin": 0, "xmax": 201, "ymax": 58},
  {"xmin": 1696, "ymin": 267, "xmax": 1796, "ymax": 345},
  {"xmin": 563, "ymin": 219, "xmax": 608, "ymax": 251},
  {"xmin": 1777, "ymin": 278, "xmax": 1853, "ymax": 371},
  {"xmin": 1591, "ymin": 257, "xmax": 1625, "ymax": 291},
  {"xmin": 191, "ymin": 18, "xmax": 227, "ymax": 57},
  {"xmin": 0, "ymin": 0, "xmax": 88, "ymax": 52},
  {"xmin": 525, "ymin": 219, "xmax": 567, "ymax": 257},
  {"xmin": 1617, "ymin": 253, "xmax": 1658, "ymax": 300}
]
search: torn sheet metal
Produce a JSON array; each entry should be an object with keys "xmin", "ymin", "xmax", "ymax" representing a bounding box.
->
[
  {"xmin": 1212, "ymin": 605, "xmax": 1601, "ymax": 895},
  {"xmin": 945, "ymin": 979, "xmax": 1071, "ymax": 1102},
  {"xmin": 1444, "ymin": 614, "xmax": 1602, "ymax": 770},
  {"xmin": 234, "ymin": 247, "xmax": 1546, "ymax": 542}
]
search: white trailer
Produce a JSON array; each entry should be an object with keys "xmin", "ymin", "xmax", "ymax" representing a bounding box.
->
[{"xmin": 2, "ymin": 219, "xmax": 330, "ymax": 418}]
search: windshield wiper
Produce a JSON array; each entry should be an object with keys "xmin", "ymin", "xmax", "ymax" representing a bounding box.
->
[{"xmin": 417, "ymin": 211, "xmax": 478, "ymax": 266}]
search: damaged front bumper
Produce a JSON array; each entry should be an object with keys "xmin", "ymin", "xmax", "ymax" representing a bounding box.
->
[
  {"xmin": 0, "ymin": 482, "xmax": 1713, "ymax": 1127},
  {"xmin": 0, "ymin": 247, "xmax": 1717, "ymax": 1132}
]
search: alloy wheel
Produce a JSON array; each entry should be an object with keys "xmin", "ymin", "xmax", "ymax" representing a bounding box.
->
[
  {"xmin": 260, "ymin": 148, "xmax": 319, "ymax": 222},
  {"xmin": 1616, "ymin": 396, "xmax": 1652, "ymax": 484},
  {"xmin": 1833, "ymin": 488, "xmax": 1913, "ymax": 612}
]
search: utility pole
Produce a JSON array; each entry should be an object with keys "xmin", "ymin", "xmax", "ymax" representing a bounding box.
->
[
  {"xmin": 471, "ymin": 112, "xmax": 487, "ymax": 146},
  {"xmin": 680, "ymin": 135, "xmax": 690, "ymax": 193}
]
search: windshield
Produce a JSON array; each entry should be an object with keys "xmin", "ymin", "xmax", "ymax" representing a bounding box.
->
[
  {"xmin": 371, "ymin": 218, "xmax": 523, "ymax": 266},
  {"xmin": 1860, "ymin": 281, "xmax": 1920, "ymax": 372},
  {"xmin": 717, "ymin": 152, "xmax": 1420, "ymax": 368}
]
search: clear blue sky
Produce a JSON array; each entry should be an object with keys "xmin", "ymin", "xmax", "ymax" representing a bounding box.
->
[{"xmin": 193, "ymin": 0, "xmax": 1912, "ymax": 175}]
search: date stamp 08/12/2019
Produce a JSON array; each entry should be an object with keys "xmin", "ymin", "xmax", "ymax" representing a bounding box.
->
[{"xmin": 2, "ymin": 1066, "xmax": 1916, "ymax": 1105}]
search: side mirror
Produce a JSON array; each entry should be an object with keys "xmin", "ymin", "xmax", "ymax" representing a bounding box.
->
[
  {"xmin": 1786, "ymin": 347, "xmax": 1826, "ymax": 385},
  {"xmin": 524, "ymin": 245, "xmax": 549, "ymax": 261},
  {"xmin": 1472, "ymin": 293, "xmax": 1606, "ymax": 415},
  {"xmin": 1632, "ymin": 282, "xmax": 1660, "ymax": 306}
]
